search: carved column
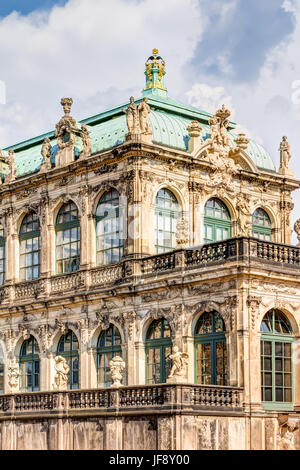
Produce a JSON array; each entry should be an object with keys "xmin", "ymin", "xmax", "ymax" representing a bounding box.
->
[
  {"xmin": 79, "ymin": 185, "xmax": 90, "ymax": 269},
  {"xmin": 40, "ymin": 194, "xmax": 51, "ymax": 277},
  {"xmin": 280, "ymin": 190, "xmax": 294, "ymax": 245},
  {"xmin": 123, "ymin": 165, "xmax": 145, "ymax": 258},
  {"xmin": 5, "ymin": 208, "xmax": 17, "ymax": 283}
]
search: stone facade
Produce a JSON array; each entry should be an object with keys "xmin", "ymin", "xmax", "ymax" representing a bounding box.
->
[{"xmin": 0, "ymin": 50, "xmax": 299, "ymax": 450}]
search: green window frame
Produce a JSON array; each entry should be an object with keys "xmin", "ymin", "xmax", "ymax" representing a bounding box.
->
[
  {"xmin": 261, "ymin": 310, "xmax": 293, "ymax": 411},
  {"xmin": 194, "ymin": 312, "xmax": 227, "ymax": 385},
  {"xmin": 146, "ymin": 319, "xmax": 172, "ymax": 384},
  {"xmin": 155, "ymin": 189, "xmax": 180, "ymax": 254},
  {"xmin": 0, "ymin": 226, "xmax": 5, "ymax": 286},
  {"xmin": 19, "ymin": 336, "xmax": 40, "ymax": 392},
  {"xmin": 252, "ymin": 208, "xmax": 272, "ymax": 241},
  {"xmin": 56, "ymin": 202, "xmax": 80, "ymax": 274},
  {"xmin": 204, "ymin": 198, "xmax": 231, "ymax": 244},
  {"xmin": 97, "ymin": 324, "xmax": 122, "ymax": 387},
  {"xmin": 57, "ymin": 330, "xmax": 80, "ymax": 390},
  {"xmin": 96, "ymin": 190, "xmax": 123, "ymax": 266},
  {"xmin": 19, "ymin": 212, "xmax": 41, "ymax": 281}
]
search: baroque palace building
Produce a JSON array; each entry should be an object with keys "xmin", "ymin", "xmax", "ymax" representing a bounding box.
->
[{"xmin": 0, "ymin": 49, "xmax": 299, "ymax": 450}]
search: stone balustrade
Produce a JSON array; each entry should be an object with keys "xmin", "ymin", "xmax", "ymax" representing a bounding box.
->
[
  {"xmin": 0, "ymin": 384, "xmax": 244, "ymax": 417},
  {"xmin": 1, "ymin": 238, "xmax": 299, "ymax": 305}
]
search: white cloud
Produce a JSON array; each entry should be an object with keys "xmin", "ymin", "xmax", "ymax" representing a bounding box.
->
[{"xmin": 0, "ymin": 0, "xmax": 204, "ymax": 146}]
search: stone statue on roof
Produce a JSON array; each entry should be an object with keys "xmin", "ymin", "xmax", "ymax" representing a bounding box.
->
[
  {"xmin": 123, "ymin": 96, "xmax": 140, "ymax": 135},
  {"xmin": 80, "ymin": 124, "xmax": 92, "ymax": 158},
  {"xmin": 5, "ymin": 149, "xmax": 17, "ymax": 183},
  {"xmin": 41, "ymin": 137, "xmax": 52, "ymax": 170},
  {"xmin": 138, "ymin": 97, "xmax": 152, "ymax": 135},
  {"xmin": 123, "ymin": 96, "xmax": 153, "ymax": 143},
  {"xmin": 279, "ymin": 136, "xmax": 294, "ymax": 176}
]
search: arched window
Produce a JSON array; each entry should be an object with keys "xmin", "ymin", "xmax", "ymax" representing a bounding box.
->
[
  {"xmin": 146, "ymin": 319, "xmax": 172, "ymax": 384},
  {"xmin": 194, "ymin": 312, "xmax": 227, "ymax": 385},
  {"xmin": 155, "ymin": 189, "xmax": 180, "ymax": 253},
  {"xmin": 19, "ymin": 336, "xmax": 40, "ymax": 392},
  {"xmin": 19, "ymin": 212, "xmax": 41, "ymax": 281},
  {"xmin": 56, "ymin": 202, "xmax": 80, "ymax": 274},
  {"xmin": 204, "ymin": 198, "xmax": 231, "ymax": 244},
  {"xmin": 97, "ymin": 324, "xmax": 122, "ymax": 387},
  {"xmin": 252, "ymin": 208, "xmax": 272, "ymax": 241},
  {"xmin": 0, "ymin": 344, "xmax": 4, "ymax": 394},
  {"xmin": 96, "ymin": 190, "xmax": 123, "ymax": 266},
  {"xmin": 57, "ymin": 330, "xmax": 80, "ymax": 390},
  {"xmin": 0, "ymin": 226, "xmax": 5, "ymax": 285},
  {"xmin": 261, "ymin": 310, "xmax": 293, "ymax": 408}
]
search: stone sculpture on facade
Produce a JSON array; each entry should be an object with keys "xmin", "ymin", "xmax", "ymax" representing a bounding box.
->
[
  {"xmin": 109, "ymin": 356, "xmax": 125, "ymax": 387},
  {"xmin": 53, "ymin": 356, "xmax": 70, "ymax": 391},
  {"xmin": 5, "ymin": 149, "xmax": 17, "ymax": 183},
  {"xmin": 209, "ymin": 105, "xmax": 231, "ymax": 150},
  {"xmin": 176, "ymin": 216, "xmax": 189, "ymax": 247},
  {"xmin": 236, "ymin": 194, "xmax": 252, "ymax": 237},
  {"xmin": 279, "ymin": 136, "xmax": 294, "ymax": 176},
  {"xmin": 55, "ymin": 98, "xmax": 78, "ymax": 167},
  {"xmin": 41, "ymin": 138, "xmax": 52, "ymax": 171},
  {"xmin": 277, "ymin": 416, "xmax": 300, "ymax": 450},
  {"xmin": 123, "ymin": 96, "xmax": 152, "ymax": 143},
  {"xmin": 167, "ymin": 347, "xmax": 189, "ymax": 384},
  {"xmin": 234, "ymin": 133, "xmax": 250, "ymax": 151},
  {"xmin": 294, "ymin": 219, "xmax": 300, "ymax": 247},
  {"xmin": 8, "ymin": 359, "xmax": 20, "ymax": 392},
  {"xmin": 80, "ymin": 124, "xmax": 92, "ymax": 158}
]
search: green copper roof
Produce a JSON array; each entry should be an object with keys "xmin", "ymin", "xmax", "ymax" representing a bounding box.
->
[{"xmin": 3, "ymin": 87, "xmax": 276, "ymax": 177}]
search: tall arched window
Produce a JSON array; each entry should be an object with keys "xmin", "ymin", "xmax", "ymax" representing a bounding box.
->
[
  {"xmin": 56, "ymin": 202, "xmax": 80, "ymax": 274},
  {"xmin": 204, "ymin": 198, "xmax": 231, "ymax": 244},
  {"xmin": 261, "ymin": 310, "xmax": 293, "ymax": 409},
  {"xmin": 19, "ymin": 212, "xmax": 41, "ymax": 281},
  {"xmin": 19, "ymin": 336, "xmax": 40, "ymax": 392},
  {"xmin": 155, "ymin": 189, "xmax": 180, "ymax": 253},
  {"xmin": 96, "ymin": 190, "xmax": 123, "ymax": 266},
  {"xmin": 57, "ymin": 330, "xmax": 80, "ymax": 390},
  {"xmin": 194, "ymin": 312, "xmax": 227, "ymax": 385},
  {"xmin": 252, "ymin": 208, "xmax": 272, "ymax": 241},
  {"xmin": 146, "ymin": 319, "xmax": 172, "ymax": 384},
  {"xmin": 97, "ymin": 324, "xmax": 122, "ymax": 387},
  {"xmin": 0, "ymin": 226, "xmax": 5, "ymax": 285}
]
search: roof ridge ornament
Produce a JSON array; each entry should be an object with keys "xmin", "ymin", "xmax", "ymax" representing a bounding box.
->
[{"xmin": 143, "ymin": 48, "xmax": 167, "ymax": 98}]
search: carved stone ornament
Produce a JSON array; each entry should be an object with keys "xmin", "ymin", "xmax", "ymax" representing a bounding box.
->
[
  {"xmin": 294, "ymin": 219, "xmax": 300, "ymax": 247},
  {"xmin": 8, "ymin": 358, "xmax": 20, "ymax": 391},
  {"xmin": 234, "ymin": 133, "xmax": 250, "ymax": 151},
  {"xmin": 110, "ymin": 356, "xmax": 125, "ymax": 388},
  {"xmin": 96, "ymin": 312, "xmax": 110, "ymax": 331},
  {"xmin": 53, "ymin": 356, "xmax": 70, "ymax": 391},
  {"xmin": 122, "ymin": 311, "xmax": 136, "ymax": 340},
  {"xmin": 55, "ymin": 98, "xmax": 79, "ymax": 167},
  {"xmin": 277, "ymin": 416, "xmax": 300, "ymax": 451},
  {"xmin": 187, "ymin": 120, "xmax": 202, "ymax": 153},
  {"xmin": 209, "ymin": 104, "xmax": 230, "ymax": 150},
  {"xmin": 176, "ymin": 216, "xmax": 189, "ymax": 248},
  {"xmin": 167, "ymin": 347, "xmax": 189, "ymax": 381},
  {"xmin": 55, "ymin": 318, "xmax": 68, "ymax": 336}
]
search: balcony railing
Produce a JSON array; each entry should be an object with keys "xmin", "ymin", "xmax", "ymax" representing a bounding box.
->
[
  {"xmin": 0, "ymin": 238, "xmax": 299, "ymax": 304},
  {"xmin": 0, "ymin": 384, "xmax": 244, "ymax": 416}
]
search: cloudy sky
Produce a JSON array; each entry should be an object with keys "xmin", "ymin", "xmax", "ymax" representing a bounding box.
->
[{"xmin": 0, "ymin": 0, "xmax": 299, "ymax": 239}]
